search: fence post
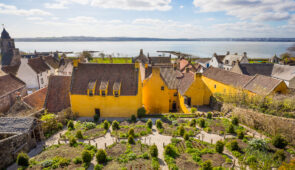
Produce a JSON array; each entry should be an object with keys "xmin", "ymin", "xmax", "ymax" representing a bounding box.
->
[
  {"xmin": 105, "ymin": 143, "xmax": 107, "ymax": 149},
  {"xmin": 96, "ymin": 143, "xmax": 97, "ymax": 148}
]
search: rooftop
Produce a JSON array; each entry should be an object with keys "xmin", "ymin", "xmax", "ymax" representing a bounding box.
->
[{"xmin": 0, "ymin": 117, "xmax": 36, "ymax": 133}]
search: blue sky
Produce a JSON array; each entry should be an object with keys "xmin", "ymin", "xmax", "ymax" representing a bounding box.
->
[{"xmin": 1, "ymin": 0, "xmax": 295, "ymax": 38}]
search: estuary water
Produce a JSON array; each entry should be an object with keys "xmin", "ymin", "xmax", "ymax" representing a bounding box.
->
[{"xmin": 15, "ymin": 41, "xmax": 294, "ymax": 58}]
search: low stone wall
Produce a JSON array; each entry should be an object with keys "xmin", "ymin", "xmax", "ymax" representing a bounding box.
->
[
  {"xmin": 209, "ymin": 96, "xmax": 223, "ymax": 111},
  {"xmin": 0, "ymin": 133, "xmax": 30, "ymax": 169},
  {"xmin": 222, "ymin": 104, "xmax": 295, "ymax": 145}
]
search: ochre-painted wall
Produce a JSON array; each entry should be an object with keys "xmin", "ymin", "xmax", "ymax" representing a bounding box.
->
[
  {"xmin": 202, "ymin": 76, "xmax": 242, "ymax": 95},
  {"xmin": 142, "ymin": 68, "xmax": 176, "ymax": 114},
  {"xmin": 70, "ymin": 63, "xmax": 142, "ymax": 117}
]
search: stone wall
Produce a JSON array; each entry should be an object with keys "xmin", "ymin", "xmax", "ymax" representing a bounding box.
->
[
  {"xmin": 0, "ymin": 87, "xmax": 27, "ymax": 113},
  {"xmin": 222, "ymin": 104, "xmax": 295, "ymax": 145}
]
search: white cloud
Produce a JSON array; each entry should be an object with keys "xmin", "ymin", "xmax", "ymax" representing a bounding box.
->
[
  {"xmin": 26, "ymin": 17, "xmax": 44, "ymax": 21},
  {"xmin": 69, "ymin": 16, "xmax": 99, "ymax": 23},
  {"xmin": 0, "ymin": 3, "xmax": 51, "ymax": 16},
  {"xmin": 193, "ymin": 0, "xmax": 295, "ymax": 21},
  {"xmin": 45, "ymin": 0, "xmax": 89, "ymax": 9},
  {"xmin": 289, "ymin": 14, "xmax": 295, "ymax": 24},
  {"xmin": 179, "ymin": 5, "xmax": 184, "ymax": 9}
]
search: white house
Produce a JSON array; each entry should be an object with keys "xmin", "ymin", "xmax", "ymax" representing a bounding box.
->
[
  {"xmin": 58, "ymin": 58, "xmax": 73, "ymax": 76},
  {"xmin": 43, "ymin": 56, "xmax": 59, "ymax": 75},
  {"xmin": 209, "ymin": 52, "xmax": 248, "ymax": 70},
  {"xmin": 17, "ymin": 57, "xmax": 50, "ymax": 89}
]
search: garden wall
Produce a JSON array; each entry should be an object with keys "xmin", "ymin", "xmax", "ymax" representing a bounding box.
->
[{"xmin": 222, "ymin": 104, "xmax": 295, "ymax": 145}]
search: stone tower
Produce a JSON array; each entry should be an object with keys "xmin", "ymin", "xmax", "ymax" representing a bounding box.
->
[{"xmin": 0, "ymin": 28, "xmax": 21, "ymax": 66}]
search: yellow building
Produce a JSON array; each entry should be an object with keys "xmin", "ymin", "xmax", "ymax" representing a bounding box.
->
[{"xmin": 70, "ymin": 63, "xmax": 142, "ymax": 117}]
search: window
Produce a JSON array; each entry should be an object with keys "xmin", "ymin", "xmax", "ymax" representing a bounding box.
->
[
  {"xmin": 214, "ymin": 85, "xmax": 216, "ymax": 89},
  {"xmin": 114, "ymin": 91, "xmax": 119, "ymax": 97},
  {"xmin": 41, "ymin": 78, "xmax": 44, "ymax": 84},
  {"xmin": 161, "ymin": 86, "xmax": 164, "ymax": 91},
  {"xmin": 174, "ymin": 92, "xmax": 177, "ymax": 97},
  {"xmin": 101, "ymin": 90, "xmax": 105, "ymax": 96}
]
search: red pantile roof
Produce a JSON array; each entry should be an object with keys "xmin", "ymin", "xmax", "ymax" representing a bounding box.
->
[
  {"xmin": 28, "ymin": 57, "xmax": 50, "ymax": 73},
  {"xmin": 23, "ymin": 87, "xmax": 47, "ymax": 110},
  {"xmin": 1, "ymin": 64, "xmax": 20, "ymax": 75}
]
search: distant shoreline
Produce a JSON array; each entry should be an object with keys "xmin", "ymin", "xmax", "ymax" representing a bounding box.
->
[{"xmin": 15, "ymin": 37, "xmax": 295, "ymax": 42}]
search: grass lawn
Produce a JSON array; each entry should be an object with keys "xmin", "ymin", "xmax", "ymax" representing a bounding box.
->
[
  {"xmin": 62, "ymin": 121, "xmax": 107, "ymax": 140},
  {"xmin": 103, "ymin": 141, "xmax": 159, "ymax": 170},
  {"xmin": 90, "ymin": 58, "xmax": 132, "ymax": 64},
  {"xmin": 111, "ymin": 120, "xmax": 152, "ymax": 139}
]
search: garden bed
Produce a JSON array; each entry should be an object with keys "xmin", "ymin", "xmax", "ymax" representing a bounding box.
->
[
  {"xmin": 111, "ymin": 121, "xmax": 152, "ymax": 138},
  {"xmin": 158, "ymin": 119, "xmax": 199, "ymax": 137}
]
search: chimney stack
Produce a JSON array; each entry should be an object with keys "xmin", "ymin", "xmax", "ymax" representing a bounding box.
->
[
  {"xmin": 243, "ymin": 52, "xmax": 247, "ymax": 57},
  {"xmin": 226, "ymin": 51, "xmax": 230, "ymax": 55}
]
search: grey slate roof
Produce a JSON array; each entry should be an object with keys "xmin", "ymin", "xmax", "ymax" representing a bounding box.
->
[
  {"xmin": 272, "ymin": 64, "xmax": 295, "ymax": 81},
  {"xmin": 0, "ymin": 117, "xmax": 36, "ymax": 133},
  {"xmin": 239, "ymin": 63, "xmax": 274, "ymax": 76}
]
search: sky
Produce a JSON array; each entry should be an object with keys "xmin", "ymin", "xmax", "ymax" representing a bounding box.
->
[{"xmin": 1, "ymin": 0, "xmax": 295, "ymax": 38}]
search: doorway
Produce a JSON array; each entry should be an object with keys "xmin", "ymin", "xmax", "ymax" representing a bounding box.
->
[
  {"xmin": 95, "ymin": 109, "xmax": 100, "ymax": 118},
  {"xmin": 172, "ymin": 102, "xmax": 177, "ymax": 112}
]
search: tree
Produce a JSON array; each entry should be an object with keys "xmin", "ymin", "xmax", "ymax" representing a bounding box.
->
[
  {"xmin": 207, "ymin": 112, "xmax": 212, "ymax": 119},
  {"xmin": 112, "ymin": 120, "xmax": 120, "ymax": 130},
  {"xmin": 137, "ymin": 107, "xmax": 146, "ymax": 118},
  {"xmin": 150, "ymin": 144, "xmax": 158, "ymax": 158},
  {"xmin": 96, "ymin": 149, "xmax": 107, "ymax": 164},
  {"xmin": 16, "ymin": 152, "xmax": 29, "ymax": 167},
  {"xmin": 164, "ymin": 144, "xmax": 178, "ymax": 158},
  {"xmin": 202, "ymin": 160, "xmax": 213, "ymax": 170},
  {"xmin": 81, "ymin": 51, "xmax": 93, "ymax": 61},
  {"xmin": 103, "ymin": 120, "xmax": 110, "ymax": 130},
  {"xmin": 272, "ymin": 135, "xmax": 288, "ymax": 149},
  {"xmin": 156, "ymin": 119, "xmax": 163, "ymax": 129},
  {"xmin": 67, "ymin": 120, "xmax": 74, "ymax": 130},
  {"xmin": 237, "ymin": 131, "xmax": 244, "ymax": 139},
  {"xmin": 128, "ymin": 135, "xmax": 135, "ymax": 144},
  {"xmin": 128, "ymin": 128, "xmax": 135, "ymax": 137},
  {"xmin": 227, "ymin": 124, "xmax": 235, "ymax": 134},
  {"xmin": 231, "ymin": 117, "xmax": 239, "ymax": 126},
  {"xmin": 215, "ymin": 140, "xmax": 224, "ymax": 153},
  {"xmin": 189, "ymin": 119, "xmax": 196, "ymax": 127},
  {"xmin": 70, "ymin": 137, "xmax": 77, "ymax": 147},
  {"xmin": 183, "ymin": 133, "xmax": 189, "ymax": 140},
  {"xmin": 76, "ymin": 130, "xmax": 83, "ymax": 139},
  {"xmin": 199, "ymin": 118, "xmax": 205, "ymax": 128},
  {"xmin": 179, "ymin": 125, "xmax": 185, "ymax": 136},
  {"xmin": 82, "ymin": 150, "xmax": 92, "ymax": 164},
  {"xmin": 131, "ymin": 115, "xmax": 136, "ymax": 123},
  {"xmin": 230, "ymin": 140, "xmax": 240, "ymax": 151}
]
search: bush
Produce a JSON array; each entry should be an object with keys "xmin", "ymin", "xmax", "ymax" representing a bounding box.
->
[
  {"xmin": 57, "ymin": 123, "xmax": 63, "ymax": 130},
  {"xmin": 156, "ymin": 119, "xmax": 163, "ymax": 129},
  {"xmin": 128, "ymin": 128, "xmax": 135, "ymax": 137},
  {"xmin": 103, "ymin": 120, "xmax": 110, "ymax": 130},
  {"xmin": 16, "ymin": 152, "xmax": 29, "ymax": 167},
  {"xmin": 189, "ymin": 119, "xmax": 196, "ymax": 127},
  {"xmin": 67, "ymin": 120, "xmax": 74, "ymax": 130},
  {"xmin": 76, "ymin": 130, "xmax": 83, "ymax": 139},
  {"xmin": 202, "ymin": 160, "xmax": 212, "ymax": 170},
  {"xmin": 112, "ymin": 120, "xmax": 120, "ymax": 130},
  {"xmin": 69, "ymin": 137, "xmax": 77, "ymax": 147},
  {"xmin": 164, "ymin": 144, "xmax": 178, "ymax": 158},
  {"xmin": 150, "ymin": 144, "xmax": 158, "ymax": 157},
  {"xmin": 248, "ymin": 139, "xmax": 268, "ymax": 151},
  {"xmin": 179, "ymin": 125, "xmax": 185, "ymax": 136},
  {"xmin": 73, "ymin": 157, "xmax": 82, "ymax": 164},
  {"xmin": 183, "ymin": 133, "xmax": 189, "ymax": 140},
  {"xmin": 191, "ymin": 107, "xmax": 197, "ymax": 113},
  {"xmin": 152, "ymin": 157, "xmax": 160, "ymax": 170},
  {"xmin": 199, "ymin": 118, "xmax": 205, "ymax": 128},
  {"xmin": 230, "ymin": 140, "xmax": 240, "ymax": 151},
  {"xmin": 207, "ymin": 112, "xmax": 212, "ymax": 119},
  {"xmin": 231, "ymin": 117, "xmax": 239, "ymax": 126},
  {"xmin": 273, "ymin": 149, "xmax": 286, "ymax": 162},
  {"xmin": 128, "ymin": 135, "xmax": 135, "ymax": 144},
  {"xmin": 215, "ymin": 140, "xmax": 224, "ymax": 153},
  {"xmin": 94, "ymin": 114, "xmax": 99, "ymax": 122},
  {"xmin": 237, "ymin": 131, "xmax": 244, "ymax": 139},
  {"xmin": 146, "ymin": 119, "xmax": 153, "ymax": 129},
  {"xmin": 272, "ymin": 135, "xmax": 288, "ymax": 149},
  {"xmin": 137, "ymin": 107, "xmax": 146, "ymax": 118},
  {"xmin": 82, "ymin": 150, "xmax": 92, "ymax": 163},
  {"xmin": 94, "ymin": 164, "xmax": 103, "ymax": 170},
  {"xmin": 227, "ymin": 124, "xmax": 235, "ymax": 134},
  {"xmin": 96, "ymin": 149, "xmax": 107, "ymax": 164},
  {"xmin": 83, "ymin": 122, "xmax": 96, "ymax": 130},
  {"xmin": 246, "ymin": 155, "xmax": 257, "ymax": 165},
  {"xmin": 131, "ymin": 115, "xmax": 136, "ymax": 123}
]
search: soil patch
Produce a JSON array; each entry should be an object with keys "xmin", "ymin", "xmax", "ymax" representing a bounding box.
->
[
  {"xmin": 201, "ymin": 153, "xmax": 225, "ymax": 167},
  {"xmin": 175, "ymin": 153, "xmax": 199, "ymax": 170}
]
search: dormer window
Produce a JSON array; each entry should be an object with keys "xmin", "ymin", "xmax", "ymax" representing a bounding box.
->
[
  {"xmin": 100, "ymin": 80, "xmax": 109, "ymax": 96},
  {"xmin": 113, "ymin": 80, "xmax": 121, "ymax": 97},
  {"xmin": 87, "ymin": 80, "xmax": 96, "ymax": 97}
]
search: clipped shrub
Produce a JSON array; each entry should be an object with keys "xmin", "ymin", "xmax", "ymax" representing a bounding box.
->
[
  {"xmin": 128, "ymin": 135, "xmax": 135, "ymax": 144},
  {"xmin": 183, "ymin": 133, "xmax": 189, "ymax": 140},
  {"xmin": 227, "ymin": 124, "xmax": 235, "ymax": 134},
  {"xmin": 16, "ymin": 152, "xmax": 29, "ymax": 167},
  {"xmin": 96, "ymin": 149, "xmax": 107, "ymax": 164},
  {"xmin": 237, "ymin": 131, "xmax": 244, "ymax": 139},
  {"xmin": 248, "ymin": 139, "xmax": 268, "ymax": 151},
  {"xmin": 76, "ymin": 130, "xmax": 83, "ymax": 139},
  {"xmin": 82, "ymin": 150, "xmax": 92, "ymax": 163},
  {"xmin": 131, "ymin": 115, "xmax": 136, "ymax": 123},
  {"xmin": 156, "ymin": 119, "xmax": 163, "ymax": 129},
  {"xmin": 67, "ymin": 120, "xmax": 74, "ymax": 130},
  {"xmin": 150, "ymin": 144, "xmax": 158, "ymax": 158},
  {"xmin": 273, "ymin": 149, "xmax": 286, "ymax": 162},
  {"xmin": 207, "ymin": 112, "xmax": 212, "ymax": 119},
  {"xmin": 164, "ymin": 144, "xmax": 178, "ymax": 158},
  {"xmin": 179, "ymin": 125, "xmax": 185, "ymax": 136},
  {"xmin": 128, "ymin": 128, "xmax": 135, "ymax": 137},
  {"xmin": 69, "ymin": 137, "xmax": 77, "ymax": 147},
  {"xmin": 231, "ymin": 117, "xmax": 239, "ymax": 126},
  {"xmin": 199, "ymin": 118, "xmax": 205, "ymax": 128},
  {"xmin": 137, "ymin": 107, "xmax": 146, "ymax": 118},
  {"xmin": 146, "ymin": 119, "xmax": 153, "ymax": 129},
  {"xmin": 202, "ymin": 160, "xmax": 213, "ymax": 170},
  {"xmin": 152, "ymin": 157, "xmax": 160, "ymax": 170},
  {"xmin": 103, "ymin": 120, "xmax": 110, "ymax": 130},
  {"xmin": 246, "ymin": 155, "xmax": 257, "ymax": 165},
  {"xmin": 272, "ymin": 135, "xmax": 288, "ymax": 149},
  {"xmin": 94, "ymin": 164, "xmax": 103, "ymax": 170},
  {"xmin": 230, "ymin": 140, "xmax": 240, "ymax": 151},
  {"xmin": 112, "ymin": 120, "xmax": 120, "ymax": 130},
  {"xmin": 83, "ymin": 122, "xmax": 96, "ymax": 130},
  {"xmin": 189, "ymin": 119, "xmax": 196, "ymax": 127},
  {"xmin": 94, "ymin": 114, "xmax": 99, "ymax": 122},
  {"xmin": 215, "ymin": 140, "xmax": 224, "ymax": 153},
  {"xmin": 73, "ymin": 157, "xmax": 82, "ymax": 164},
  {"xmin": 57, "ymin": 123, "xmax": 63, "ymax": 130},
  {"xmin": 191, "ymin": 107, "xmax": 197, "ymax": 113}
]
